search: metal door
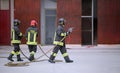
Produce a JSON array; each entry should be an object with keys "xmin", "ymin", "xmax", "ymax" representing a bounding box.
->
[{"xmin": 45, "ymin": 9, "xmax": 56, "ymax": 44}]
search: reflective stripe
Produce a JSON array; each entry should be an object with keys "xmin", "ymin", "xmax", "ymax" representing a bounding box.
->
[
  {"xmin": 61, "ymin": 33, "xmax": 66, "ymax": 36},
  {"xmin": 53, "ymin": 41, "xmax": 63, "ymax": 46},
  {"xmin": 27, "ymin": 31, "xmax": 37, "ymax": 45},
  {"xmin": 11, "ymin": 29, "xmax": 21, "ymax": 43},
  {"xmin": 12, "ymin": 29, "xmax": 15, "ymax": 40},
  {"xmin": 30, "ymin": 51, "xmax": 35, "ymax": 55},
  {"xmin": 19, "ymin": 32, "xmax": 22, "ymax": 36},
  {"xmin": 34, "ymin": 33, "xmax": 37, "ymax": 43},
  {"xmin": 27, "ymin": 32, "xmax": 30, "ymax": 43},
  {"xmin": 11, "ymin": 51, "xmax": 15, "ymax": 54},
  {"xmin": 52, "ymin": 53, "xmax": 57, "ymax": 56},
  {"xmin": 53, "ymin": 32, "xmax": 56, "ymax": 42},
  {"xmin": 27, "ymin": 42, "xmax": 37, "ymax": 45},
  {"xmin": 11, "ymin": 40, "xmax": 21, "ymax": 43},
  {"xmin": 16, "ymin": 51, "xmax": 20, "ymax": 55},
  {"xmin": 63, "ymin": 53, "xmax": 68, "ymax": 57}
]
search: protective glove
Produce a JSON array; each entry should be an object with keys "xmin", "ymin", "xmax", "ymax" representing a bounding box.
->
[
  {"xmin": 66, "ymin": 31, "xmax": 70, "ymax": 36},
  {"xmin": 68, "ymin": 27, "xmax": 73, "ymax": 33},
  {"xmin": 66, "ymin": 27, "xmax": 74, "ymax": 36}
]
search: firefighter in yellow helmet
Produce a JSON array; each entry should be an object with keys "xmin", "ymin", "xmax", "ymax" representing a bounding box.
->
[
  {"xmin": 8, "ymin": 19, "xmax": 23, "ymax": 61},
  {"xmin": 25, "ymin": 20, "xmax": 38, "ymax": 61},
  {"xmin": 48, "ymin": 18, "xmax": 73, "ymax": 63}
]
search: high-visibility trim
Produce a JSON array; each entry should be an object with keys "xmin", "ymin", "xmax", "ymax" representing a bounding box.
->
[
  {"xmin": 61, "ymin": 33, "xmax": 66, "ymax": 36},
  {"xmin": 15, "ymin": 51, "xmax": 20, "ymax": 55},
  {"xmin": 19, "ymin": 32, "xmax": 22, "ymax": 36},
  {"xmin": 30, "ymin": 51, "xmax": 35, "ymax": 55},
  {"xmin": 27, "ymin": 32, "xmax": 37, "ymax": 45},
  {"xmin": 11, "ymin": 29, "xmax": 21, "ymax": 43},
  {"xmin": 27, "ymin": 42, "xmax": 37, "ymax": 45},
  {"xmin": 12, "ymin": 29, "xmax": 15, "ymax": 40},
  {"xmin": 53, "ymin": 32, "xmax": 56, "ymax": 42},
  {"xmin": 27, "ymin": 32, "xmax": 30, "ymax": 43},
  {"xmin": 53, "ymin": 41, "xmax": 63, "ymax": 46},
  {"xmin": 52, "ymin": 53, "xmax": 57, "ymax": 56},
  {"xmin": 34, "ymin": 33, "xmax": 37, "ymax": 43},
  {"xmin": 11, "ymin": 51, "xmax": 15, "ymax": 54},
  {"xmin": 11, "ymin": 40, "xmax": 21, "ymax": 43},
  {"xmin": 63, "ymin": 53, "xmax": 68, "ymax": 57}
]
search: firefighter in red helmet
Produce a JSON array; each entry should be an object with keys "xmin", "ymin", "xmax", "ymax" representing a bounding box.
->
[
  {"xmin": 25, "ymin": 20, "xmax": 38, "ymax": 61},
  {"xmin": 8, "ymin": 19, "xmax": 23, "ymax": 61},
  {"xmin": 48, "ymin": 18, "xmax": 73, "ymax": 63}
]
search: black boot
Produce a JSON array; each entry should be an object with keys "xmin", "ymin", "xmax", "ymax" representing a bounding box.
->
[
  {"xmin": 64, "ymin": 56, "xmax": 73, "ymax": 63},
  {"xmin": 29, "ymin": 55, "xmax": 35, "ymax": 61},
  {"xmin": 8, "ymin": 54, "xmax": 14, "ymax": 61},
  {"xmin": 17, "ymin": 55, "xmax": 23, "ymax": 61},
  {"xmin": 48, "ymin": 55, "xmax": 55, "ymax": 63}
]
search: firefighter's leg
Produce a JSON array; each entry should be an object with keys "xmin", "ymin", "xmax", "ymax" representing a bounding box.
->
[
  {"xmin": 48, "ymin": 45, "xmax": 60, "ymax": 63},
  {"xmin": 16, "ymin": 52, "xmax": 23, "ymax": 61},
  {"xmin": 60, "ymin": 45, "xmax": 73, "ymax": 63},
  {"xmin": 28, "ymin": 45, "xmax": 35, "ymax": 61},
  {"xmin": 33, "ymin": 45, "xmax": 37, "ymax": 53},
  {"xmin": 15, "ymin": 44, "xmax": 23, "ymax": 61},
  {"xmin": 8, "ymin": 50, "xmax": 15, "ymax": 61},
  {"xmin": 29, "ymin": 51, "xmax": 35, "ymax": 61}
]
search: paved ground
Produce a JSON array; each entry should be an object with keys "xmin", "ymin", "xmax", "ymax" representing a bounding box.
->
[{"xmin": 0, "ymin": 44, "xmax": 120, "ymax": 73}]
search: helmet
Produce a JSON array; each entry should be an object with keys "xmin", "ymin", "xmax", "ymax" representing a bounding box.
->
[
  {"xmin": 14, "ymin": 19, "xmax": 20, "ymax": 26},
  {"xmin": 30, "ymin": 20, "xmax": 37, "ymax": 26},
  {"xmin": 59, "ymin": 18, "xmax": 65, "ymax": 25}
]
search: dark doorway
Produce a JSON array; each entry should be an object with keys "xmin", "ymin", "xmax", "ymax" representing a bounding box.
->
[{"xmin": 81, "ymin": 0, "xmax": 97, "ymax": 45}]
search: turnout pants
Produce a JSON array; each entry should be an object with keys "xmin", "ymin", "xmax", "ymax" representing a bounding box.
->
[{"xmin": 49, "ymin": 44, "xmax": 71, "ymax": 62}]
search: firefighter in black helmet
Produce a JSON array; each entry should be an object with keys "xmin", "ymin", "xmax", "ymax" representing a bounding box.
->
[
  {"xmin": 25, "ymin": 20, "xmax": 38, "ymax": 61},
  {"xmin": 8, "ymin": 19, "xmax": 23, "ymax": 61},
  {"xmin": 48, "ymin": 18, "xmax": 73, "ymax": 63}
]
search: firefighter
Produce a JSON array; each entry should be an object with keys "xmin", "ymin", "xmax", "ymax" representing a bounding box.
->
[
  {"xmin": 25, "ymin": 20, "xmax": 38, "ymax": 61},
  {"xmin": 48, "ymin": 18, "xmax": 73, "ymax": 63},
  {"xmin": 8, "ymin": 19, "xmax": 23, "ymax": 61}
]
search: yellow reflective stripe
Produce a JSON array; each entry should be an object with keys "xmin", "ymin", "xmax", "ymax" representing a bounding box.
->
[
  {"xmin": 52, "ymin": 53, "xmax": 57, "ymax": 56},
  {"xmin": 27, "ymin": 42, "xmax": 37, "ymax": 45},
  {"xmin": 27, "ymin": 32, "xmax": 37, "ymax": 45},
  {"xmin": 34, "ymin": 32, "xmax": 37, "ymax": 42},
  {"xmin": 63, "ymin": 53, "xmax": 68, "ymax": 57},
  {"xmin": 19, "ymin": 32, "xmax": 22, "ymax": 36},
  {"xmin": 16, "ymin": 51, "xmax": 20, "ymax": 55},
  {"xmin": 11, "ymin": 51, "xmax": 15, "ymax": 54},
  {"xmin": 11, "ymin": 40, "xmax": 21, "ymax": 43},
  {"xmin": 11, "ymin": 29, "xmax": 21, "ymax": 43},
  {"xmin": 61, "ymin": 33, "xmax": 66, "ymax": 36},
  {"xmin": 30, "ymin": 51, "xmax": 35, "ymax": 55},
  {"xmin": 12, "ymin": 29, "xmax": 15, "ymax": 40},
  {"xmin": 53, "ymin": 32, "xmax": 56, "ymax": 41},
  {"xmin": 28, "ymin": 32, "xmax": 30, "ymax": 43},
  {"xmin": 53, "ymin": 41, "xmax": 63, "ymax": 46}
]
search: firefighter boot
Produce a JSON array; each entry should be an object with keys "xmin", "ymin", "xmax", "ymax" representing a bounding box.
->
[
  {"xmin": 17, "ymin": 55, "xmax": 23, "ymax": 61},
  {"xmin": 48, "ymin": 55, "xmax": 55, "ymax": 63},
  {"xmin": 64, "ymin": 56, "xmax": 73, "ymax": 63},
  {"xmin": 8, "ymin": 54, "xmax": 14, "ymax": 61},
  {"xmin": 29, "ymin": 55, "xmax": 35, "ymax": 61}
]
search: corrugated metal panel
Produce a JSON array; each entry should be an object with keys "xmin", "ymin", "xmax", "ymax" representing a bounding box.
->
[
  {"xmin": 0, "ymin": 0, "xmax": 10, "ymax": 45},
  {"xmin": 14, "ymin": 0, "xmax": 41, "ymax": 44},
  {"xmin": 98, "ymin": 0, "xmax": 120, "ymax": 44},
  {"xmin": 57, "ymin": 0, "xmax": 82, "ymax": 44},
  {"xmin": 0, "ymin": 10, "xmax": 11, "ymax": 45}
]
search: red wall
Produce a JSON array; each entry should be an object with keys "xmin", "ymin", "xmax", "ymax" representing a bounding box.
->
[
  {"xmin": 14, "ymin": 0, "xmax": 41, "ymax": 44},
  {"xmin": 57, "ymin": 0, "xmax": 81, "ymax": 44},
  {"xmin": 0, "ymin": 0, "xmax": 11, "ymax": 45},
  {"xmin": 0, "ymin": 10, "xmax": 11, "ymax": 45},
  {"xmin": 98, "ymin": 0, "xmax": 120, "ymax": 44}
]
